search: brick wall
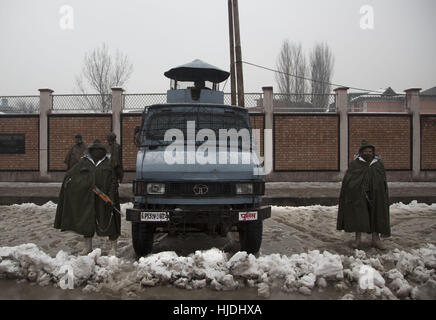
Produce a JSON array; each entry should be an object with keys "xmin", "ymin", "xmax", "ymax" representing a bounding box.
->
[
  {"xmin": 366, "ymin": 100, "xmax": 405, "ymax": 112},
  {"xmin": 1, "ymin": 111, "xmax": 430, "ymax": 177},
  {"xmin": 0, "ymin": 116, "xmax": 39, "ymax": 171},
  {"xmin": 421, "ymin": 116, "xmax": 436, "ymax": 170},
  {"xmin": 420, "ymin": 97, "xmax": 436, "ymax": 114},
  {"xmin": 274, "ymin": 115, "xmax": 339, "ymax": 171},
  {"xmin": 348, "ymin": 115, "xmax": 411, "ymax": 170},
  {"xmin": 48, "ymin": 115, "xmax": 112, "ymax": 171},
  {"xmin": 249, "ymin": 113, "xmax": 264, "ymax": 157},
  {"xmin": 121, "ymin": 114, "xmax": 142, "ymax": 171}
]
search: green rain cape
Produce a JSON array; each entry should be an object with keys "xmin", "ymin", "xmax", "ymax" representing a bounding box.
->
[
  {"xmin": 54, "ymin": 140, "xmax": 121, "ymax": 238},
  {"xmin": 337, "ymin": 140, "xmax": 391, "ymax": 236}
]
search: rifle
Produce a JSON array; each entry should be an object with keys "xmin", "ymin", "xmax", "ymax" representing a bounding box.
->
[
  {"xmin": 92, "ymin": 186, "xmax": 121, "ymax": 215},
  {"xmin": 92, "ymin": 186, "xmax": 121, "ymax": 233}
]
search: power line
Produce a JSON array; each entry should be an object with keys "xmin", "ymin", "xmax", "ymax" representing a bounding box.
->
[{"xmin": 239, "ymin": 60, "xmax": 385, "ymax": 94}]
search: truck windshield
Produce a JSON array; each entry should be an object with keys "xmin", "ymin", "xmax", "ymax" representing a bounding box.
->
[{"xmin": 143, "ymin": 109, "xmax": 250, "ymax": 146}]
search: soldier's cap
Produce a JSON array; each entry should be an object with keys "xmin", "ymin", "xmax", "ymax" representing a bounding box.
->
[
  {"xmin": 359, "ymin": 139, "xmax": 375, "ymax": 153},
  {"xmin": 87, "ymin": 139, "xmax": 107, "ymax": 150},
  {"xmin": 75, "ymin": 134, "xmax": 82, "ymax": 139}
]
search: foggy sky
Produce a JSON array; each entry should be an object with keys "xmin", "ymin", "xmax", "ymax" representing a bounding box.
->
[{"xmin": 1, "ymin": 0, "xmax": 435, "ymax": 96}]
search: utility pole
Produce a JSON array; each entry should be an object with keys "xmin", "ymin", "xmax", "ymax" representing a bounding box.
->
[
  {"xmin": 232, "ymin": 0, "xmax": 245, "ymax": 107},
  {"xmin": 227, "ymin": 0, "xmax": 237, "ymax": 106}
]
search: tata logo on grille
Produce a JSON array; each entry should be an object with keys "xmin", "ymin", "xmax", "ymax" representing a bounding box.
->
[{"xmin": 193, "ymin": 184, "xmax": 208, "ymax": 195}]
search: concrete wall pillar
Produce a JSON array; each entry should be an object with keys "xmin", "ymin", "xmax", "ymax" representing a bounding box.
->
[
  {"xmin": 334, "ymin": 87, "xmax": 349, "ymax": 175},
  {"xmin": 405, "ymin": 88, "xmax": 421, "ymax": 178},
  {"xmin": 38, "ymin": 88, "xmax": 53, "ymax": 178},
  {"xmin": 261, "ymin": 87, "xmax": 274, "ymax": 177},
  {"xmin": 111, "ymin": 87, "xmax": 124, "ymax": 144},
  {"xmin": 262, "ymin": 87, "xmax": 273, "ymax": 130}
]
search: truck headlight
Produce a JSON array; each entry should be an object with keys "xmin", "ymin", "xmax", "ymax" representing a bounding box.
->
[
  {"xmin": 236, "ymin": 183, "xmax": 253, "ymax": 195},
  {"xmin": 147, "ymin": 183, "xmax": 165, "ymax": 194}
]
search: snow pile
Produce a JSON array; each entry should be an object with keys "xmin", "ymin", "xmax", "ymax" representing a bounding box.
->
[
  {"xmin": 135, "ymin": 249, "xmax": 238, "ymax": 291},
  {"xmin": 0, "ymin": 243, "xmax": 125, "ymax": 289},
  {"xmin": 1, "ymin": 243, "xmax": 436, "ymax": 300},
  {"xmin": 390, "ymin": 200, "xmax": 436, "ymax": 213},
  {"xmin": 339, "ymin": 244, "xmax": 436, "ymax": 300},
  {"xmin": 133, "ymin": 249, "xmax": 346, "ymax": 297},
  {"xmin": 9, "ymin": 201, "xmax": 58, "ymax": 209}
]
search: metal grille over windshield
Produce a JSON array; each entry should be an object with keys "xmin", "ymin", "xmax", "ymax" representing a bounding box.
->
[{"xmin": 144, "ymin": 109, "xmax": 250, "ymax": 143}]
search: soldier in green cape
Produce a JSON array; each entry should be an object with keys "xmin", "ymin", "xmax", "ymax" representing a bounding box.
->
[
  {"xmin": 337, "ymin": 140, "xmax": 391, "ymax": 250},
  {"xmin": 54, "ymin": 139, "xmax": 121, "ymax": 256},
  {"xmin": 64, "ymin": 134, "xmax": 86, "ymax": 170}
]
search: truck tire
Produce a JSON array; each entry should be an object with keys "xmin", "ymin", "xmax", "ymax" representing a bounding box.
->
[
  {"xmin": 131, "ymin": 222, "xmax": 154, "ymax": 257},
  {"xmin": 239, "ymin": 220, "xmax": 263, "ymax": 254}
]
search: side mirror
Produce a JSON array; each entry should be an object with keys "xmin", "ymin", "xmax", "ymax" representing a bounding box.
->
[{"xmin": 134, "ymin": 126, "xmax": 140, "ymax": 148}]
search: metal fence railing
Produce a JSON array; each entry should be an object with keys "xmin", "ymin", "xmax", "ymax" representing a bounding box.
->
[
  {"xmin": 244, "ymin": 93, "xmax": 264, "ymax": 108},
  {"xmin": 123, "ymin": 93, "xmax": 263, "ymax": 110},
  {"xmin": 52, "ymin": 94, "xmax": 112, "ymax": 113},
  {"xmin": 0, "ymin": 96, "xmax": 40, "ymax": 114},
  {"xmin": 123, "ymin": 94, "xmax": 167, "ymax": 112},
  {"xmin": 9, "ymin": 92, "xmax": 431, "ymax": 114},
  {"xmin": 273, "ymin": 94, "xmax": 336, "ymax": 112},
  {"xmin": 348, "ymin": 93, "xmax": 407, "ymax": 113},
  {"xmin": 223, "ymin": 93, "xmax": 263, "ymax": 108}
]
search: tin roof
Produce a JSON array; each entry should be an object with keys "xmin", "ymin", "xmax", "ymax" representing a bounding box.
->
[{"xmin": 164, "ymin": 59, "xmax": 230, "ymax": 83}]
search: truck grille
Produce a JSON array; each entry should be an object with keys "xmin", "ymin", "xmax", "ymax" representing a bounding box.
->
[
  {"xmin": 167, "ymin": 182, "xmax": 233, "ymax": 197},
  {"xmin": 133, "ymin": 181, "xmax": 265, "ymax": 197}
]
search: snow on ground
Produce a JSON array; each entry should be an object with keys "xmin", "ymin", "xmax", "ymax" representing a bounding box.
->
[
  {"xmin": 267, "ymin": 182, "xmax": 436, "ymax": 189},
  {"xmin": 2, "ymin": 181, "xmax": 436, "ymax": 188},
  {"xmin": 0, "ymin": 201, "xmax": 435, "ymax": 300}
]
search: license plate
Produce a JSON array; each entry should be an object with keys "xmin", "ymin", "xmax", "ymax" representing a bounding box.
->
[
  {"xmin": 238, "ymin": 211, "xmax": 258, "ymax": 221},
  {"xmin": 140, "ymin": 212, "xmax": 169, "ymax": 222}
]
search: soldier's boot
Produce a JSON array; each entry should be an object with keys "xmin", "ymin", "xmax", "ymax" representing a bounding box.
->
[
  {"xmin": 372, "ymin": 233, "xmax": 386, "ymax": 250},
  {"xmin": 80, "ymin": 237, "xmax": 93, "ymax": 255},
  {"xmin": 108, "ymin": 239, "xmax": 117, "ymax": 256},
  {"xmin": 351, "ymin": 232, "xmax": 361, "ymax": 249}
]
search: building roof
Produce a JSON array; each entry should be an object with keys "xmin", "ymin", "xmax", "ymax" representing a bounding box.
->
[
  {"xmin": 382, "ymin": 87, "xmax": 397, "ymax": 96},
  {"xmin": 421, "ymin": 86, "xmax": 436, "ymax": 96},
  {"xmin": 349, "ymin": 87, "xmax": 404, "ymax": 103}
]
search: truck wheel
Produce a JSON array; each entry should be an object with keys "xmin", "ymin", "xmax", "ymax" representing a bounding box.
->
[
  {"xmin": 239, "ymin": 220, "xmax": 263, "ymax": 254},
  {"xmin": 131, "ymin": 222, "xmax": 154, "ymax": 257}
]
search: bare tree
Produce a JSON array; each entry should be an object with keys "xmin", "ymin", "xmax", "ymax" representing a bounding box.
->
[
  {"xmin": 275, "ymin": 40, "xmax": 307, "ymax": 104},
  {"xmin": 293, "ymin": 44, "xmax": 307, "ymax": 103},
  {"xmin": 309, "ymin": 42, "xmax": 334, "ymax": 110},
  {"xmin": 275, "ymin": 40, "xmax": 292, "ymax": 96},
  {"xmin": 75, "ymin": 43, "xmax": 133, "ymax": 112}
]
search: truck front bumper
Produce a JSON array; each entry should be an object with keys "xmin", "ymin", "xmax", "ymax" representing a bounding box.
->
[{"xmin": 126, "ymin": 206, "xmax": 271, "ymax": 225}]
